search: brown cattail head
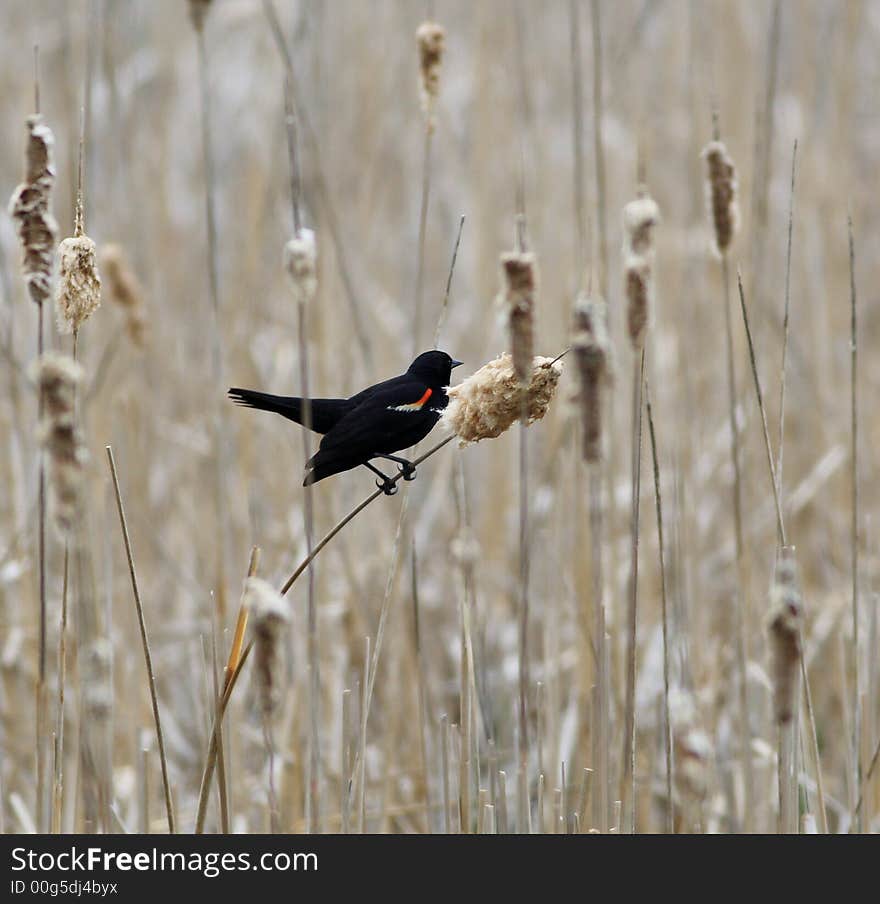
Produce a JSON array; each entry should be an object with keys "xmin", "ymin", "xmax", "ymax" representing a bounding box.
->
[
  {"xmin": 187, "ymin": 0, "xmax": 213, "ymax": 31},
  {"xmin": 56, "ymin": 235, "xmax": 101, "ymax": 335},
  {"xmin": 768, "ymin": 547, "xmax": 803, "ymax": 725},
  {"xmin": 8, "ymin": 115, "xmax": 57, "ymax": 307},
  {"xmin": 442, "ymin": 353, "xmax": 561, "ymax": 445},
  {"xmin": 100, "ymin": 243, "xmax": 147, "ymax": 347},
  {"xmin": 33, "ymin": 353, "xmax": 88, "ymax": 536},
  {"xmin": 702, "ymin": 140, "xmax": 739, "ymax": 256},
  {"xmin": 416, "ymin": 21, "xmax": 445, "ymax": 128},
  {"xmin": 245, "ymin": 577, "xmax": 289, "ymax": 716},
  {"xmin": 622, "ymin": 191, "xmax": 659, "ymax": 350},
  {"xmin": 284, "ymin": 228, "xmax": 318, "ymax": 307},
  {"xmin": 498, "ymin": 251, "xmax": 537, "ymax": 386},
  {"xmin": 572, "ymin": 294, "xmax": 612, "ymax": 462}
]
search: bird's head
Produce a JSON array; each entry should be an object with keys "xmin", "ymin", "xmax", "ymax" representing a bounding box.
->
[{"xmin": 407, "ymin": 350, "xmax": 463, "ymax": 387}]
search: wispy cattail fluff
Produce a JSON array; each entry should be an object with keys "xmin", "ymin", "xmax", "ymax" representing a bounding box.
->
[
  {"xmin": 442, "ymin": 353, "xmax": 561, "ymax": 445},
  {"xmin": 669, "ymin": 689, "xmax": 713, "ymax": 815},
  {"xmin": 284, "ymin": 228, "xmax": 317, "ymax": 307},
  {"xmin": 768, "ymin": 549, "xmax": 804, "ymax": 725},
  {"xmin": 100, "ymin": 244, "xmax": 147, "ymax": 347},
  {"xmin": 33, "ymin": 353, "xmax": 87, "ymax": 536},
  {"xmin": 55, "ymin": 235, "xmax": 101, "ymax": 335},
  {"xmin": 702, "ymin": 140, "xmax": 739, "ymax": 256},
  {"xmin": 572, "ymin": 294, "xmax": 612, "ymax": 462},
  {"xmin": 416, "ymin": 21, "xmax": 445, "ymax": 128},
  {"xmin": 244, "ymin": 577, "xmax": 289, "ymax": 716},
  {"xmin": 498, "ymin": 251, "xmax": 537, "ymax": 385},
  {"xmin": 8, "ymin": 115, "xmax": 57, "ymax": 307},
  {"xmin": 622, "ymin": 192, "xmax": 659, "ymax": 349}
]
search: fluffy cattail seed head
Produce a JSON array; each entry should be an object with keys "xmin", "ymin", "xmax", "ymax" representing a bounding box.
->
[
  {"xmin": 245, "ymin": 577, "xmax": 289, "ymax": 716},
  {"xmin": 416, "ymin": 21, "xmax": 445, "ymax": 128},
  {"xmin": 572, "ymin": 294, "xmax": 612, "ymax": 462},
  {"xmin": 33, "ymin": 353, "xmax": 87, "ymax": 536},
  {"xmin": 442, "ymin": 353, "xmax": 561, "ymax": 445},
  {"xmin": 56, "ymin": 235, "xmax": 101, "ymax": 335},
  {"xmin": 622, "ymin": 191, "xmax": 659, "ymax": 350},
  {"xmin": 702, "ymin": 140, "xmax": 739, "ymax": 256},
  {"xmin": 284, "ymin": 228, "xmax": 318, "ymax": 307},
  {"xmin": 768, "ymin": 548, "xmax": 803, "ymax": 725},
  {"xmin": 499, "ymin": 251, "xmax": 537, "ymax": 386},
  {"xmin": 100, "ymin": 244, "xmax": 147, "ymax": 347},
  {"xmin": 669, "ymin": 688, "xmax": 713, "ymax": 811},
  {"xmin": 9, "ymin": 115, "xmax": 57, "ymax": 307}
]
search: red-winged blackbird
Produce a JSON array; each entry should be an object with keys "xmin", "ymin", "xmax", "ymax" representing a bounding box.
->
[{"xmin": 229, "ymin": 350, "xmax": 462, "ymax": 494}]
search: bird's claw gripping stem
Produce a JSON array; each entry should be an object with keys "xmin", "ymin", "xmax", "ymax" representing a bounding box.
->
[
  {"xmin": 376, "ymin": 477, "xmax": 399, "ymax": 496},
  {"xmin": 398, "ymin": 463, "xmax": 417, "ymax": 481}
]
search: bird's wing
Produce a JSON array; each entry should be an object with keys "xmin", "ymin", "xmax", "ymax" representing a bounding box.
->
[{"xmin": 309, "ymin": 382, "xmax": 435, "ymax": 463}]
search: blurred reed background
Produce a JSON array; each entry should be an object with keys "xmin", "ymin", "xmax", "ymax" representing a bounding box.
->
[{"xmin": 1, "ymin": 0, "xmax": 878, "ymax": 833}]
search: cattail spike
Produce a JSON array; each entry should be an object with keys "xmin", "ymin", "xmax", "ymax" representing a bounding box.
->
[
  {"xmin": 9, "ymin": 114, "xmax": 57, "ymax": 307},
  {"xmin": 284, "ymin": 228, "xmax": 318, "ymax": 307},
  {"xmin": 702, "ymin": 140, "xmax": 739, "ymax": 256},
  {"xmin": 56, "ymin": 235, "xmax": 101, "ymax": 335},
  {"xmin": 499, "ymin": 251, "xmax": 537, "ymax": 386},
  {"xmin": 244, "ymin": 577, "xmax": 290, "ymax": 717},
  {"xmin": 572, "ymin": 294, "xmax": 612, "ymax": 462},
  {"xmin": 768, "ymin": 547, "xmax": 804, "ymax": 725},
  {"xmin": 416, "ymin": 21, "xmax": 445, "ymax": 130},
  {"xmin": 442, "ymin": 353, "xmax": 561, "ymax": 445}
]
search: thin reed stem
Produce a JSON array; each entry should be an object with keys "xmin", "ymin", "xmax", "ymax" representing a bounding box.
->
[
  {"xmin": 432, "ymin": 215, "xmax": 465, "ymax": 349},
  {"xmin": 721, "ymin": 254, "xmax": 753, "ymax": 831},
  {"xmin": 645, "ymin": 382, "xmax": 673, "ymax": 833},
  {"xmin": 848, "ymin": 215, "xmax": 861, "ymax": 831},
  {"xmin": 735, "ymin": 269, "xmax": 786, "ymax": 545},
  {"xmin": 620, "ymin": 350, "xmax": 644, "ymax": 832},
  {"xmin": 413, "ymin": 124, "xmax": 433, "ymax": 355},
  {"xmin": 590, "ymin": 0, "xmax": 608, "ymax": 296},
  {"xmin": 106, "ymin": 446, "xmax": 175, "ymax": 833},
  {"xmin": 775, "ymin": 140, "xmax": 797, "ymax": 495},
  {"xmin": 279, "ymin": 436, "xmax": 454, "ymax": 596}
]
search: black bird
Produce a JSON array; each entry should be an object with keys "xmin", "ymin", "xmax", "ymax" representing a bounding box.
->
[{"xmin": 229, "ymin": 350, "xmax": 462, "ymax": 494}]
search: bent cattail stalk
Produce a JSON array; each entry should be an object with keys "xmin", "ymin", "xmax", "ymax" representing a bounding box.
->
[
  {"xmin": 768, "ymin": 549, "xmax": 803, "ymax": 725},
  {"xmin": 416, "ymin": 21, "xmax": 445, "ymax": 129},
  {"xmin": 499, "ymin": 252, "xmax": 537, "ymax": 386},
  {"xmin": 572, "ymin": 294, "xmax": 612, "ymax": 462},
  {"xmin": 9, "ymin": 115, "xmax": 57, "ymax": 307},
  {"xmin": 442, "ymin": 353, "xmax": 561, "ymax": 445},
  {"xmin": 55, "ymin": 235, "xmax": 101, "ymax": 336},
  {"xmin": 622, "ymin": 192, "xmax": 659, "ymax": 350},
  {"xmin": 244, "ymin": 577, "xmax": 289, "ymax": 716},
  {"xmin": 284, "ymin": 228, "xmax": 318, "ymax": 307},
  {"xmin": 33, "ymin": 353, "xmax": 87, "ymax": 536},
  {"xmin": 702, "ymin": 141, "xmax": 739, "ymax": 256},
  {"xmin": 100, "ymin": 244, "xmax": 147, "ymax": 347}
]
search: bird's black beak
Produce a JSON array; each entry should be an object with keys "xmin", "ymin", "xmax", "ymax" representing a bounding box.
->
[{"xmin": 451, "ymin": 359, "xmax": 463, "ymax": 368}]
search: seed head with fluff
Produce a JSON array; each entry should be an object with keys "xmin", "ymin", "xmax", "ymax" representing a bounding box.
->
[
  {"xmin": 284, "ymin": 228, "xmax": 317, "ymax": 307},
  {"xmin": 622, "ymin": 191, "xmax": 659, "ymax": 350},
  {"xmin": 244, "ymin": 577, "xmax": 289, "ymax": 716},
  {"xmin": 416, "ymin": 21, "xmax": 445, "ymax": 128},
  {"xmin": 768, "ymin": 549, "xmax": 803, "ymax": 725},
  {"xmin": 702, "ymin": 140, "xmax": 739, "ymax": 256},
  {"xmin": 498, "ymin": 251, "xmax": 537, "ymax": 386},
  {"xmin": 33, "ymin": 353, "xmax": 88, "ymax": 537},
  {"xmin": 441, "ymin": 353, "xmax": 561, "ymax": 446},
  {"xmin": 9, "ymin": 115, "xmax": 57, "ymax": 307},
  {"xmin": 572, "ymin": 294, "xmax": 612, "ymax": 462},
  {"xmin": 56, "ymin": 235, "xmax": 101, "ymax": 335}
]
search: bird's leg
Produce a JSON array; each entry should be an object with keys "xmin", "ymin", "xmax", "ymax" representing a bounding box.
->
[
  {"xmin": 363, "ymin": 462, "xmax": 398, "ymax": 496},
  {"xmin": 374, "ymin": 453, "xmax": 417, "ymax": 481}
]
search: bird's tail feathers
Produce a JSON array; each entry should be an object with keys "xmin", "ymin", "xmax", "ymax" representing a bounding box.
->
[{"xmin": 228, "ymin": 388, "xmax": 349, "ymax": 435}]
